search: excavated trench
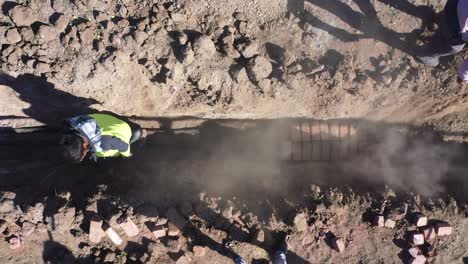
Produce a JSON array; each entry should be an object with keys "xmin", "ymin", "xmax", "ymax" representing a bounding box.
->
[{"xmin": 0, "ymin": 118, "xmax": 467, "ymax": 206}]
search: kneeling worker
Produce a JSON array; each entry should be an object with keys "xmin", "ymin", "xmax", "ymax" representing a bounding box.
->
[{"xmin": 60, "ymin": 113, "xmax": 145, "ymax": 163}]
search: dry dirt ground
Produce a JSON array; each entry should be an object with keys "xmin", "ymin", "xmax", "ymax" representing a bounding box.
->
[{"xmin": 0, "ymin": 0, "xmax": 468, "ymax": 263}]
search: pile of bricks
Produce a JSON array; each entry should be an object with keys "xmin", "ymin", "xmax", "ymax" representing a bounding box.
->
[
  {"xmin": 88, "ymin": 206, "xmax": 190, "ymax": 246},
  {"xmin": 406, "ymin": 213, "xmax": 452, "ymax": 264}
]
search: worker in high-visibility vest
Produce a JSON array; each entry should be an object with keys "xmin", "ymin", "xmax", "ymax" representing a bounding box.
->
[{"xmin": 59, "ymin": 113, "xmax": 145, "ymax": 162}]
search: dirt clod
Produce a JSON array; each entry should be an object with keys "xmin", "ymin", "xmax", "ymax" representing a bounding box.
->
[
  {"xmin": 246, "ymin": 56, "xmax": 272, "ymax": 83},
  {"xmin": 5, "ymin": 29, "xmax": 22, "ymax": 44},
  {"xmin": 8, "ymin": 5, "xmax": 38, "ymax": 26}
]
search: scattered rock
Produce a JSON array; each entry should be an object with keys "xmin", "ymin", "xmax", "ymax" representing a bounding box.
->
[
  {"xmin": 37, "ymin": 25, "xmax": 58, "ymax": 42},
  {"xmin": 293, "ymin": 212, "xmax": 309, "ymax": 232},
  {"xmin": 35, "ymin": 62, "xmax": 51, "ymax": 74},
  {"xmin": 180, "ymin": 44, "xmax": 195, "ymax": 65},
  {"xmin": 54, "ymin": 14, "xmax": 70, "ymax": 32},
  {"xmin": 175, "ymin": 254, "xmax": 192, "ymax": 264},
  {"xmin": 133, "ymin": 30, "xmax": 148, "ymax": 45},
  {"xmin": 20, "ymin": 28, "xmax": 35, "ymax": 42},
  {"xmin": 80, "ymin": 28, "xmax": 95, "ymax": 45},
  {"xmin": 246, "ymin": 56, "xmax": 272, "ymax": 83},
  {"xmin": 103, "ymin": 252, "xmax": 116, "ymax": 262},
  {"xmin": 6, "ymin": 29, "xmax": 22, "ymax": 44},
  {"xmin": 193, "ymin": 245, "xmax": 207, "ymax": 257},
  {"xmin": 53, "ymin": 207, "xmax": 76, "ymax": 233},
  {"xmin": 238, "ymin": 40, "xmax": 259, "ymax": 59},
  {"xmin": 9, "ymin": 5, "xmax": 38, "ymax": 26},
  {"xmin": 192, "ymin": 36, "xmax": 216, "ymax": 58},
  {"xmin": 24, "ymin": 203, "xmax": 44, "ymax": 224},
  {"xmin": 167, "ymin": 222, "xmax": 180, "ymax": 237},
  {"xmin": 408, "ymin": 247, "xmax": 419, "ymax": 258},
  {"xmin": 21, "ymin": 221, "xmax": 35, "ymax": 237},
  {"xmin": 0, "ymin": 220, "xmax": 8, "ymax": 233}
]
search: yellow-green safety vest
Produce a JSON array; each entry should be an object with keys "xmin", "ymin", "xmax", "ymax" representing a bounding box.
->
[{"xmin": 89, "ymin": 114, "xmax": 132, "ymax": 158}]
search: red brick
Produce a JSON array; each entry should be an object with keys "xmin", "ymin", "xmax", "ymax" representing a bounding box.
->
[
  {"xmin": 105, "ymin": 227, "xmax": 122, "ymax": 245},
  {"xmin": 413, "ymin": 214, "xmax": 428, "ymax": 227},
  {"xmin": 152, "ymin": 225, "xmax": 166, "ymax": 239},
  {"xmin": 118, "ymin": 217, "xmax": 139, "ymax": 237},
  {"xmin": 331, "ymin": 237, "xmax": 345, "ymax": 252},
  {"xmin": 384, "ymin": 219, "xmax": 396, "ymax": 228},
  {"xmin": 89, "ymin": 215, "xmax": 103, "ymax": 244},
  {"xmin": 372, "ymin": 215, "xmax": 384, "ymax": 227},
  {"xmin": 435, "ymin": 223, "xmax": 452, "ymax": 236},
  {"xmin": 421, "ymin": 226, "xmax": 436, "ymax": 240},
  {"xmin": 409, "ymin": 255, "xmax": 426, "ymax": 264},
  {"xmin": 411, "ymin": 232, "xmax": 424, "ymax": 245}
]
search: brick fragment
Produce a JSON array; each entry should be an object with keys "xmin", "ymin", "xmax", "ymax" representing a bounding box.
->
[
  {"xmin": 421, "ymin": 226, "xmax": 436, "ymax": 240},
  {"xmin": 105, "ymin": 227, "xmax": 123, "ymax": 245},
  {"xmin": 409, "ymin": 255, "xmax": 426, "ymax": 264},
  {"xmin": 408, "ymin": 247, "xmax": 419, "ymax": 258},
  {"xmin": 89, "ymin": 215, "xmax": 103, "ymax": 243},
  {"xmin": 411, "ymin": 232, "xmax": 424, "ymax": 245},
  {"xmin": 413, "ymin": 214, "xmax": 428, "ymax": 227},
  {"xmin": 167, "ymin": 222, "xmax": 180, "ymax": 237},
  {"xmin": 434, "ymin": 222, "xmax": 452, "ymax": 236},
  {"xmin": 372, "ymin": 215, "xmax": 384, "ymax": 227},
  {"xmin": 118, "ymin": 217, "xmax": 139, "ymax": 237},
  {"xmin": 384, "ymin": 219, "xmax": 396, "ymax": 228},
  {"xmin": 331, "ymin": 237, "xmax": 345, "ymax": 252},
  {"xmin": 193, "ymin": 245, "xmax": 207, "ymax": 257},
  {"xmin": 152, "ymin": 225, "xmax": 166, "ymax": 239}
]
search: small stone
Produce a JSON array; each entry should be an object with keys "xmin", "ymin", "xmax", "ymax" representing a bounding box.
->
[
  {"xmin": 192, "ymin": 36, "xmax": 216, "ymax": 57},
  {"xmin": 372, "ymin": 215, "xmax": 384, "ymax": 227},
  {"xmin": 233, "ymin": 12, "xmax": 246, "ymax": 21},
  {"xmin": 293, "ymin": 212, "xmax": 308, "ymax": 232},
  {"xmin": 239, "ymin": 40, "xmax": 259, "ymax": 59},
  {"xmin": 152, "ymin": 225, "xmax": 166, "ymax": 239},
  {"xmin": 411, "ymin": 232, "xmax": 425, "ymax": 245},
  {"xmin": 434, "ymin": 222, "xmax": 452, "ymax": 236},
  {"xmin": 0, "ymin": 220, "xmax": 7, "ymax": 233},
  {"xmin": 421, "ymin": 226, "xmax": 436, "ymax": 240},
  {"xmin": 89, "ymin": 215, "xmax": 103, "ymax": 243},
  {"xmin": 167, "ymin": 222, "xmax": 180, "ymax": 237},
  {"xmin": 9, "ymin": 5, "xmax": 38, "ymax": 26},
  {"xmin": 409, "ymin": 255, "xmax": 427, "ymax": 264},
  {"xmin": 54, "ymin": 14, "xmax": 70, "ymax": 32},
  {"xmin": 21, "ymin": 221, "xmax": 35, "ymax": 237},
  {"xmin": 6, "ymin": 29, "xmax": 22, "ymax": 44},
  {"xmin": 35, "ymin": 62, "xmax": 51, "ymax": 73},
  {"xmin": 413, "ymin": 214, "xmax": 428, "ymax": 227},
  {"xmin": 193, "ymin": 245, "xmax": 206, "ymax": 257},
  {"xmin": 37, "ymin": 25, "xmax": 58, "ymax": 42},
  {"xmin": 331, "ymin": 237, "xmax": 345, "ymax": 252},
  {"xmin": 20, "ymin": 28, "xmax": 35, "ymax": 42},
  {"xmin": 171, "ymin": 13, "xmax": 186, "ymax": 23},
  {"xmin": 246, "ymin": 56, "xmax": 273, "ymax": 83},
  {"xmin": 133, "ymin": 30, "xmax": 148, "ymax": 45},
  {"xmin": 238, "ymin": 21, "xmax": 248, "ymax": 34},
  {"xmin": 175, "ymin": 255, "xmax": 192, "ymax": 264},
  {"xmin": 177, "ymin": 32, "xmax": 188, "ymax": 45},
  {"xmin": 105, "ymin": 227, "xmax": 122, "ymax": 245},
  {"xmin": 384, "ymin": 219, "xmax": 396, "ymax": 228},
  {"xmin": 80, "ymin": 28, "xmax": 95, "ymax": 45},
  {"xmin": 104, "ymin": 252, "xmax": 116, "ymax": 262},
  {"xmin": 118, "ymin": 217, "xmax": 139, "ymax": 237}
]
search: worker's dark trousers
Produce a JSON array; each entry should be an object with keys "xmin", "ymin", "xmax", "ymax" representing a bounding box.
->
[{"xmin": 419, "ymin": 0, "xmax": 465, "ymax": 61}]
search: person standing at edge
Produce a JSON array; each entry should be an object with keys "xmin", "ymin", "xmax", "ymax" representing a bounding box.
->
[{"xmin": 418, "ymin": 0, "xmax": 468, "ymax": 82}]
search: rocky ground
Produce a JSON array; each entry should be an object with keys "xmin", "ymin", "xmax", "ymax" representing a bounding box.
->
[{"xmin": 1, "ymin": 0, "xmax": 468, "ymax": 263}]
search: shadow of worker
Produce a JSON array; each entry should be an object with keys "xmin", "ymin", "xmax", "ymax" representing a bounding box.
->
[
  {"xmin": 288, "ymin": 0, "xmax": 434, "ymax": 56},
  {"xmin": 0, "ymin": 71, "xmax": 99, "ymax": 127}
]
